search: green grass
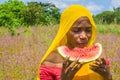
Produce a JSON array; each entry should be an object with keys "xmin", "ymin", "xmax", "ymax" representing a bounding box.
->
[{"xmin": 96, "ymin": 24, "xmax": 120, "ymax": 35}]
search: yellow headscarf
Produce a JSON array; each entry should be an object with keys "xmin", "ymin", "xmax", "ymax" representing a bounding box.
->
[{"xmin": 37, "ymin": 4, "xmax": 104, "ymax": 80}]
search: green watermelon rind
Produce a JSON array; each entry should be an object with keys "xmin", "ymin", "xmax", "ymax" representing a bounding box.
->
[{"xmin": 57, "ymin": 43, "xmax": 102, "ymax": 62}]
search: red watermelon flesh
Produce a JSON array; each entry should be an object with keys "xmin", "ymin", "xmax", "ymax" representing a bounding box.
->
[{"xmin": 57, "ymin": 43, "xmax": 102, "ymax": 62}]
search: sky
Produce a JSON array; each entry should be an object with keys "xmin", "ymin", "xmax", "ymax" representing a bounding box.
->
[{"xmin": 0, "ymin": 0, "xmax": 120, "ymax": 15}]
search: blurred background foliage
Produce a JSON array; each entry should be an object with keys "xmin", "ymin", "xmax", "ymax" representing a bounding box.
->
[
  {"xmin": 0, "ymin": 0, "xmax": 120, "ymax": 35},
  {"xmin": 93, "ymin": 7, "xmax": 120, "ymax": 24},
  {"xmin": 0, "ymin": 0, "xmax": 60, "ymax": 27}
]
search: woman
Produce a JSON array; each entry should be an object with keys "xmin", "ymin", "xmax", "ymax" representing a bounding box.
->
[{"xmin": 37, "ymin": 4, "xmax": 112, "ymax": 80}]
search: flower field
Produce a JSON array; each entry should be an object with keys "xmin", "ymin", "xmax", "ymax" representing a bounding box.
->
[{"xmin": 0, "ymin": 25, "xmax": 120, "ymax": 80}]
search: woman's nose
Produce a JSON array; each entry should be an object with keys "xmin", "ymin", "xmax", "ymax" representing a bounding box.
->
[{"xmin": 79, "ymin": 31, "xmax": 87, "ymax": 39}]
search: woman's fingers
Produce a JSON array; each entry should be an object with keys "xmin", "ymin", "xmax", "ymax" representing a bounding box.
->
[
  {"xmin": 61, "ymin": 58, "xmax": 83, "ymax": 80},
  {"xmin": 90, "ymin": 65, "xmax": 98, "ymax": 71},
  {"xmin": 101, "ymin": 58, "xmax": 106, "ymax": 65},
  {"xmin": 95, "ymin": 58, "xmax": 106, "ymax": 65},
  {"xmin": 62, "ymin": 58, "xmax": 83, "ymax": 74},
  {"xmin": 69, "ymin": 59, "xmax": 79, "ymax": 68},
  {"xmin": 93, "ymin": 58, "xmax": 106, "ymax": 67},
  {"xmin": 90, "ymin": 58, "xmax": 111, "ymax": 79},
  {"xmin": 65, "ymin": 59, "xmax": 79, "ymax": 73},
  {"xmin": 72, "ymin": 63, "xmax": 82, "ymax": 74},
  {"xmin": 63, "ymin": 56, "xmax": 70, "ymax": 69}
]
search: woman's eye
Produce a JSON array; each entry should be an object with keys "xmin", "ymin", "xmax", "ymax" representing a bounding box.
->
[
  {"xmin": 73, "ymin": 29, "xmax": 81, "ymax": 33},
  {"xmin": 73, "ymin": 30, "xmax": 78, "ymax": 32},
  {"xmin": 86, "ymin": 29, "xmax": 92, "ymax": 33}
]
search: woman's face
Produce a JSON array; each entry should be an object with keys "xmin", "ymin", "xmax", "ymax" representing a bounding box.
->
[{"xmin": 66, "ymin": 17, "xmax": 92, "ymax": 49}]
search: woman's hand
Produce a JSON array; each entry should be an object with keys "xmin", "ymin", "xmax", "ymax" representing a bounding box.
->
[
  {"xmin": 61, "ymin": 57, "xmax": 83, "ymax": 80},
  {"xmin": 90, "ymin": 58, "xmax": 112, "ymax": 80}
]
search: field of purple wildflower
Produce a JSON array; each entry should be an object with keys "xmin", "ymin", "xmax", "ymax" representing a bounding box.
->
[{"xmin": 0, "ymin": 25, "xmax": 120, "ymax": 80}]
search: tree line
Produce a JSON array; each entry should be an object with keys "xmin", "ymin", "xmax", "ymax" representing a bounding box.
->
[
  {"xmin": 0, "ymin": 0, "xmax": 60, "ymax": 28},
  {"xmin": 0, "ymin": 0, "xmax": 120, "ymax": 29},
  {"xmin": 93, "ymin": 7, "xmax": 120, "ymax": 24}
]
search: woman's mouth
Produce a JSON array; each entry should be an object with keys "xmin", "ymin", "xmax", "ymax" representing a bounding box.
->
[{"xmin": 79, "ymin": 43, "xmax": 87, "ymax": 47}]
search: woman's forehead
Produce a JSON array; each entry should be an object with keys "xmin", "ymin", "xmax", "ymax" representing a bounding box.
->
[
  {"xmin": 74, "ymin": 16, "xmax": 90, "ymax": 24},
  {"xmin": 71, "ymin": 16, "xmax": 91, "ymax": 27}
]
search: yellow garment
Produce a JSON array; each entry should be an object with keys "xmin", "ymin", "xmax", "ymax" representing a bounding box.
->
[{"xmin": 37, "ymin": 4, "xmax": 103, "ymax": 80}]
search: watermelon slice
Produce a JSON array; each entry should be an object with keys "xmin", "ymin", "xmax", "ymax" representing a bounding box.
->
[{"xmin": 57, "ymin": 43, "xmax": 102, "ymax": 62}]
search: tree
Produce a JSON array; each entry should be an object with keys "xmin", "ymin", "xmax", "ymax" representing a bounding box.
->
[
  {"xmin": 39, "ymin": 2, "xmax": 60, "ymax": 25},
  {"xmin": 23, "ymin": 2, "xmax": 60, "ymax": 26},
  {"xmin": 0, "ymin": 0, "xmax": 25, "ymax": 27},
  {"xmin": 0, "ymin": 1, "xmax": 61, "ymax": 27},
  {"xmin": 94, "ymin": 11, "xmax": 114, "ymax": 24},
  {"xmin": 113, "ymin": 6, "xmax": 120, "ymax": 24},
  {"xmin": 23, "ymin": 2, "xmax": 44, "ymax": 26},
  {"xmin": 94, "ymin": 6, "xmax": 120, "ymax": 24}
]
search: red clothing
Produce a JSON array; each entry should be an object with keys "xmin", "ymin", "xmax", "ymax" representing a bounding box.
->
[
  {"xmin": 106, "ymin": 58, "xmax": 110, "ymax": 68},
  {"xmin": 40, "ymin": 65, "xmax": 62, "ymax": 80}
]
